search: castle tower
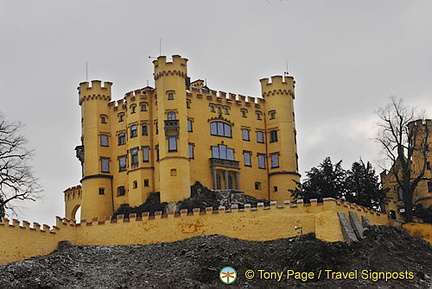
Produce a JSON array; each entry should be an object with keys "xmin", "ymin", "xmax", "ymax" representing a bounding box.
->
[
  {"xmin": 260, "ymin": 75, "xmax": 300, "ymax": 203},
  {"xmin": 153, "ymin": 55, "xmax": 191, "ymax": 202},
  {"xmin": 77, "ymin": 80, "xmax": 114, "ymax": 219}
]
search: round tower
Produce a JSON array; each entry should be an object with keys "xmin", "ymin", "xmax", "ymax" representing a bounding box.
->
[
  {"xmin": 153, "ymin": 55, "xmax": 191, "ymax": 202},
  {"xmin": 260, "ymin": 75, "xmax": 300, "ymax": 204},
  {"xmin": 78, "ymin": 80, "xmax": 114, "ymax": 220}
]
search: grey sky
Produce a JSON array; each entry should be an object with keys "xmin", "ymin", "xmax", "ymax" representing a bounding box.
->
[{"xmin": 1, "ymin": 0, "xmax": 431, "ymax": 225}]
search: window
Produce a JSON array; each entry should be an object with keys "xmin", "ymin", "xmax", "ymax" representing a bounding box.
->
[
  {"xmin": 258, "ymin": 154, "xmax": 266, "ymax": 169},
  {"xmin": 118, "ymin": 113, "xmax": 125, "ymax": 122},
  {"xmin": 210, "ymin": 105, "xmax": 216, "ymax": 113},
  {"xmin": 101, "ymin": 158, "xmax": 110, "ymax": 173},
  {"xmin": 142, "ymin": 146, "xmax": 149, "ymax": 162},
  {"xmin": 224, "ymin": 107, "xmax": 229, "ymax": 115},
  {"xmin": 117, "ymin": 186, "xmax": 126, "ymax": 196},
  {"xmin": 270, "ymin": 130, "xmax": 278, "ymax": 143},
  {"xmin": 271, "ymin": 153, "xmax": 279, "ymax": 168},
  {"xmin": 168, "ymin": 136, "xmax": 177, "ymax": 152},
  {"xmin": 99, "ymin": 188, "xmax": 105, "ymax": 195},
  {"xmin": 217, "ymin": 107, "xmax": 222, "ymax": 114},
  {"xmin": 242, "ymin": 129, "xmax": 250, "ymax": 141},
  {"xmin": 167, "ymin": 111, "xmax": 176, "ymax": 120},
  {"xmin": 118, "ymin": 133, "xmax": 126, "ymax": 146},
  {"xmin": 256, "ymin": 112, "xmax": 262, "ymax": 120},
  {"xmin": 155, "ymin": 122, "xmax": 158, "ymax": 135},
  {"xmin": 269, "ymin": 110, "xmax": 276, "ymax": 120},
  {"xmin": 140, "ymin": 103, "xmax": 147, "ymax": 111},
  {"xmin": 167, "ymin": 92, "xmax": 174, "ymax": 100},
  {"xmin": 144, "ymin": 179, "xmax": 149, "ymax": 187},
  {"xmin": 100, "ymin": 114, "xmax": 107, "ymax": 124},
  {"xmin": 133, "ymin": 180, "xmax": 138, "ymax": 189},
  {"xmin": 131, "ymin": 147, "xmax": 139, "ymax": 167},
  {"xmin": 187, "ymin": 119, "xmax": 193, "ymax": 132},
  {"xmin": 241, "ymin": 109, "xmax": 248, "ymax": 118},
  {"xmin": 100, "ymin": 134, "xmax": 109, "ymax": 147},
  {"xmin": 130, "ymin": 104, "xmax": 136, "ymax": 114},
  {"xmin": 211, "ymin": 144, "xmax": 234, "ymax": 160},
  {"xmin": 243, "ymin": 151, "xmax": 251, "ymax": 167},
  {"xmin": 428, "ymin": 182, "xmax": 432, "ymax": 193},
  {"xmin": 186, "ymin": 99, "xmax": 191, "ymax": 109},
  {"xmin": 119, "ymin": 156, "xmax": 126, "ymax": 172},
  {"xmin": 255, "ymin": 182, "xmax": 261, "ymax": 190},
  {"xmin": 142, "ymin": 123, "xmax": 148, "ymax": 136},
  {"xmin": 256, "ymin": 131, "xmax": 264, "ymax": 143},
  {"xmin": 210, "ymin": 121, "xmax": 232, "ymax": 137},
  {"xmin": 155, "ymin": 145, "xmax": 159, "ymax": 161},
  {"xmin": 189, "ymin": 143, "xmax": 194, "ymax": 159},
  {"xmin": 130, "ymin": 124, "xmax": 138, "ymax": 138},
  {"xmin": 171, "ymin": 169, "xmax": 177, "ymax": 176},
  {"xmin": 273, "ymin": 186, "xmax": 278, "ymax": 192}
]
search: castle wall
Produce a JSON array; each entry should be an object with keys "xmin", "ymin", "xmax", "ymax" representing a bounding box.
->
[
  {"xmin": 0, "ymin": 200, "xmax": 389, "ymax": 266},
  {"xmin": 402, "ymin": 223, "xmax": 432, "ymax": 244}
]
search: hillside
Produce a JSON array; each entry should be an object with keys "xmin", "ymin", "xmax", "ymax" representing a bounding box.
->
[{"xmin": 0, "ymin": 226, "xmax": 431, "ymax": 288}]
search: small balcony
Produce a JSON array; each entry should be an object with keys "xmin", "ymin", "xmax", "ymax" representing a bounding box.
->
[
  {"xmin": 164, "ymin": 119, "xmax": 179, "ymax": 136},
  {"xmin": 210, "ymin": 158, "xmax": 240, "ymax": 169}
]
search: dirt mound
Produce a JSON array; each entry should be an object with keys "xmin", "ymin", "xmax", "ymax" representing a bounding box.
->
[{"xmin": 0, "ymin": 226, "xmax": 431, "ymax": 288}]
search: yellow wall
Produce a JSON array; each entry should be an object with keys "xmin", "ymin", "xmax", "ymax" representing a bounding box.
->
[
  {"xmin": 402, "ymin": 223, "xmax": 432, "ymax": 244},
  {"xmin": 0, "ymin": 199, "xmax": 390, "ymax": 266}
]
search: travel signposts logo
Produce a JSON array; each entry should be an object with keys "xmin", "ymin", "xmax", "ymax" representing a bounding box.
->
[{"xmin": 220, "ymin": 267, "xmax": 237, "ymax": 284}]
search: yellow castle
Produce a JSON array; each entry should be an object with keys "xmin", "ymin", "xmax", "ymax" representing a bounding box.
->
[
  {"xmin": 381, "ymin": 119, "xmax": 432, "ymax": 221},
  {"xmin": 65, "ymin": 55, "xmax": 300, "ymax": 220}
]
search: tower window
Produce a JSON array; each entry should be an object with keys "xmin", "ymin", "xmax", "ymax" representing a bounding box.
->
[
  {"xmin": 243, "ymin": 151, "xmax": 251, "ymax": 167},
  {"xmin": 224, "ymin": 107, "xmax": 230, "ymax": 115},
  {"xmin": 140, "ymin": 102, "xmax": 147, "ymax": 111},
  {"xmin": 271, "ymin": 153, "xmax": 280, "ymax": 168},
  {"xmin": 217, "ymin": 107, "xmax": 222, "ymax": 114},
  {"xmin": 168, "ymin": 136, "xmax": 177, "ymax": 152},
  {"xmin": 269, "ymin": 110, "xmax": 276, "ymax": 120},
  {"xmin": 155, "ymin": 122, "xmax": 159, "ymax": 135},
  {"xmin": 167, "ymin": 91, "xmax": 175, "ymax": 100},
  {"xmin": 187, "ymin": 119, "xmax": 193, "ymax": 132},
  {"xmin": 119, "ymin": 156, "xmax": 126, "ymax": 172},
  {"xmin": 210, "ymin": 121, "xmax": 232, "ymax": 138},
  {"xmin": 256, "ymin": 131, "xmax": 264, "ymax": 143},
  {"xmin": 142, "ymin": 146, "xmax": 149, "ymax": 162},
  {"xmin": 241, "ymin": 109, "xmax": 248, "ymax": 118},
  {"xmin": 242, "ymin": 129, "xmax": 250, "ymax": 141},
  {"xmin": 186, "ymin": 99, "xmax": 191, "ymax": 109},
  {"xmin": 131, "ymin": 147, "xmax": 139, "ymax": 168},
  {"xmin": 100, "ymin": 114, "xmax": 107, "ymax": 124},
  {"xmin": 273, "ymin": 186, "xmax": 278, "ymax": 192},
  {"xmin": 258, "ymin": 154, "xmax": 266, "ymax": 169},
  {"xmin": 144, "ymin": 179, "xmax": 150, "ymax": 187},
  {"xmin": 189, "ymin": 143, "xmax": 194, "ymax": 159},
  {"xmin": 118, "ymin": 113, "xmax": 125, "ymax": 122},
  {"xmin": 99, "ymin": 188, "xmax": 105, "ymax": 195},
  {"xmin": 133, "ymin": 180, "xmax": 138, "ymax": 189},
  {"xmin": 210, "ymin": 105, "xmax": 216, "ymax": 113},
  {"xmin": 256, "ymin": 111, "xmax": 262, "ymax": 120},
  {"xmin": 255, "ymin": 182, "xmax": 261, "ymax": 190},
  {"xmin": 142, "ymin": 123, "xmax": 148, "ymax": 136},
  {"xmin": 155, "ymin": 145, "xmax": 159, "ymax": 161},
  {"xmin": 130, "ymin": 124, "xmax": 138, "ymax": 138},
  {"xmin": 100, "ymin": 134, "xmax": 109, "ymax": 147},
  {"xmin": 118, "ymin": 133, "xmax": 126, "ymax": 146},
  {"xmin": 101, "ymin": 158, "xmax": 110, "ymax": 173},
  {"xmin": 167, "ymin": 111, "xmax": 176, "ymax": 120},
  {"xmin": 117, "ymin": 186, "xmax": 126, "ymax": 196},
  {"xmin": 270, "ymin": 130, "xmax": 278, "ymax": 143}
]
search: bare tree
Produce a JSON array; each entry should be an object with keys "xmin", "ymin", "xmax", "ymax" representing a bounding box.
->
[
  {"xmin": 376, "ymin": 96, "xmax": 429, "ymax": 222},
  {"xmin": 0, "ymin": 113, "xmax": 41, "ymax": 218}
]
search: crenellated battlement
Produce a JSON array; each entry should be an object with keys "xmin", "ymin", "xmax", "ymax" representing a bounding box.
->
[
  {"xmin": 64, "ymin": 185, "xmax": 82, "ymax": 201},
  {"xmin": 187, "ymin": 86, "xmax": 264, "ymax": 108},
  {"xmin": 0, "ymin": 218, "xmax": 58, "ymax": 233},
  {"xmin": 260, "ymin": 75, "xmax": 295, "ymax": 98},
  {"xmin": 153, "ymin": 55, "xmax": 188, "ymax": 80},
  {"xmin": 78, "ymin": 80, "xmax": 112, "ymax": 105}
]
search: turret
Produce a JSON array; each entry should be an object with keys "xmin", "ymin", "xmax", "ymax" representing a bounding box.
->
[
  {"xmin": 77, "ymin": 80, "xmax": 114, "ymax": 220},
  {"xmin": 153, "ymin": 55, "xmax": 191, "ymax": 202},
  {"xmin": 260, "ymin": 75, "xmax": 300, "ymax": 203}
]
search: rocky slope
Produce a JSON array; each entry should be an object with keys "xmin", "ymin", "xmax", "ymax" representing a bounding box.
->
[{"xmin": 0, "ymin": 226, "xmax": 431, "ymax": 288}]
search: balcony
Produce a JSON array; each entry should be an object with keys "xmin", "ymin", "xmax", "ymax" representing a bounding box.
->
[
  {"xmin": 164, "ymin": 119, "xmax": 179, "ymax": 136},
  {"xmin": 75, "ymin": 145, "xmax": 84, "ymax": 163},
  {"xmin": 210, "ymin": 158, "xmax": 240, "ymax": 169}
]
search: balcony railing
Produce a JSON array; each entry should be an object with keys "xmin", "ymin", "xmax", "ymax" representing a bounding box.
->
[
  {"xmin": 164, "ymin": 119, "xmax": 180, "ymax": 135},
  {"xmin": 210, "ymin": 158, "xmax": 240, "ymax": 169}
]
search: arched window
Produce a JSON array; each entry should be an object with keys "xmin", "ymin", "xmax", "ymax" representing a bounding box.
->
[
  {"xmin": 215, "ymin": 174, "xmax": 221, "ymax": 189},
  {"xmin": 210, "ymin": 121, "xmax": 231, "ymax": 138}
]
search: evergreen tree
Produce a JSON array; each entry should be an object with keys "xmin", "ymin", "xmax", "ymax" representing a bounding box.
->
[{"xmin": 345, "ymin": 160, "xmax": 387, "ymax": 210}]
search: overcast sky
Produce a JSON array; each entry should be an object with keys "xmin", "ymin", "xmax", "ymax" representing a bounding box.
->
[{"xmin": 1, "ymin": 0, "xmax": 431, "ymax": 225}]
